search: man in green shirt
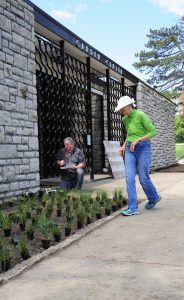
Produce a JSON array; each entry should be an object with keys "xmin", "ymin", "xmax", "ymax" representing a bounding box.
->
[{"xmin": 115, "ymin": 95, "xmax": 161, "ymax": 216}]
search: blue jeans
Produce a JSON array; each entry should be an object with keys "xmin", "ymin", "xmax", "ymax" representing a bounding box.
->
[
  {"xmin": 125, "ymin": 141, "xmax": 159, "ymax": 209},
  {"xmin": 60, "ymin": 168, "xmax": 84, "ymax": 190}
]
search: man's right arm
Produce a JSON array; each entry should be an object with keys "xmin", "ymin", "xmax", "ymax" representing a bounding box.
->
[{"xmin": 56, "ymin": 149, "xmax": 65, "ymax": 166}]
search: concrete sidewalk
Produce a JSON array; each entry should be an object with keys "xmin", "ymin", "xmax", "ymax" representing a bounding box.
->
[{"xmin": 0, "ymin": 172, "xmax": 184, "ymax": 300}]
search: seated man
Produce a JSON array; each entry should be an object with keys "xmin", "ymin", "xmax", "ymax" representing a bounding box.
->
[{"xmin": 56, "ymin": 137, "xmax": 86, "ymax": 190}]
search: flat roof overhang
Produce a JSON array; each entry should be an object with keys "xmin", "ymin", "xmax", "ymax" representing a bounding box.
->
[{"xmin": 27, "ymin": 0, "xmax": 139, "ymax": 87}]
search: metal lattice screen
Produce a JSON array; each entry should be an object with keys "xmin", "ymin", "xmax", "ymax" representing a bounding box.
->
[
  {"xmin": 64, "ymin": 53, "xmax": 90, "ymax": 165},
  {"xmin": 109, "ymin": 79, "xmax": 136, "ymax": 142},
  {"xmin": 35, "ymin": 34, "xmax": 91, "ymax": 178}
]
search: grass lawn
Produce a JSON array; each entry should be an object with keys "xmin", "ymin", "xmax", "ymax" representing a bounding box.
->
[{"xmin": 176, "ymin": 143, "xmax": 184, "ymax": 160}]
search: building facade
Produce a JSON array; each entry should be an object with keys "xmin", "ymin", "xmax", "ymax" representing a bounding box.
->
[{"xmin": 0, "ymin": 0, "xmax": 176, "ymax": 202}]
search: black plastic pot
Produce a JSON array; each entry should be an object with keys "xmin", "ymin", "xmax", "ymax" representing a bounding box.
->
[
  {"xmin": 1, "ymin": 259, "xmax": 11, "ymax": 271},
  {"xmin": 87, "ymin": 217, "xmax": 92, "ymax": 224},
  {"xmin": 19, "ymin": 223, "xmax": 26, "ymax": 231},
  {"xmin": 123, "ymin": 200, "xmax": 127, "ymax": 206},
  {"xmin": 53, "ymin": 233, "xmax": 61, "ymax": 242},
  {"xmin": 26, "ymin": 232, "xmax": 34, "ymax": 240},
  {"xmin": 26, "ymin": 212, "xmax": 31, "ymax": 219},
  {"xmin": 112, "ymin": 205, "xmax": 117, "ymax": 212},
  {"xmin": 3, "ymin": 228, "xmax": 11, "ymax": 237},
  {"xmin": 42, "ymin": 239, "xmax": 51, "ymax": 249},
  {"xmin": 65, "ymin": 228, "xmax": 71, "ymax": 237},
  {"xmin": 21, "ymin": 252, "xmax": 30, "ymax": 260},
  {"xmin": 56, "ymin": 210, "xmax": 61, "ymax": 217},
  {"xmin": 96, "ymin": 213, "xmax": 102, "ymax": 219},
  {"xmin": 77, "ymin": 221, "xmax": 84, "ymax": 229},
  {"xmin": 105, "ymin": 208, "xmax": 111, "ymax": 216}
]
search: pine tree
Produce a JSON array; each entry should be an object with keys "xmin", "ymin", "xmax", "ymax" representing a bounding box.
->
[{"xmin": 133, "ymin": 17, "xmax": 184, "ymax": 92}]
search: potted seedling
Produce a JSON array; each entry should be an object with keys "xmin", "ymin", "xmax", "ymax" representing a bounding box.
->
[
  {"xmin": 0, "ymin": 211, "xmax": 12, "ymax": 237},
  {"xmin": 56, "ymin": 197, "xmax": 63, "ymax": 217},
  {"xmin": 31, "ymin": 211, "xmax": 38, "ymax": 225},
  {"xmin": 45, "ymin": 200, "xmax": 54, "ymax": 218},
  {"xmin": 52, "ymin": 224, "xmax": 61, "ymax": 242},
  {"xmin": 0, "ymin": 242, "xmax": 12, "ymax": 271},
  {"xmin": 18, "ymin": 212, "xmax": 27, "ymax": 231},
  {"xmin": 86, "ymin": 209, "xmax": 93, "ymax": 224},
  {"xmin": 104, "ymin": 198, "xmax": 112, "ymax": 216},
  {"xmin": 93, "ymin": 200, "xmax": 102, "ymax": 219},
  {"xmin": 64, "ymin": 220, "xmax": 73, "ymax": 237},
  {"xmin": 65, "ymin": 211, "xmax": 73, "ymax": 223},
  {"xmin": 26, "ymin": 224, "xmax": 35, "ymax": 240},
  {"xmin": 114, "ymin": 188, "xmax": 124, "ymax": 208},
  {"xmin": 76, "ymin": 204, "xmax": 86, "ymax": 229},
  {"xmin": 18, "ymin": 238, "xmax": 30, "ymax": 260},
  {"xmin": 36, "ymin": 205, "xmax": 42, "ymax": 215},
  {"xmin": 37, "ymin": 215, "xmax": 54, "ymax": 249}
]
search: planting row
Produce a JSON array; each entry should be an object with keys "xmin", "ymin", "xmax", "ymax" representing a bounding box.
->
[{"xmin": 0, "ymin": 188, "xmax": 127, "ymax": 272}]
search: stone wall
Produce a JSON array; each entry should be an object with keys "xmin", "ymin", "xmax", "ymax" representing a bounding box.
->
[
  {"xmin": 137, "ymin": 82, "xmax": 176, "ymax": 169},
  {"xmin": 0, "ymin": 0, "xmax": 39, "ymax": 203}
]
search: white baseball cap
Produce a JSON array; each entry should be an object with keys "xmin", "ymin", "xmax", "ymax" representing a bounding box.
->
[{"xmin": 114, "ymin": 96, "xmax": 135, "ymax": 112}]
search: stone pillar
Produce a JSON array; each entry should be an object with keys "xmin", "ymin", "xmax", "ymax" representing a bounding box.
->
[{"xmin": 0, "ymin": 0, "xmax": 39, "ymax": 203}]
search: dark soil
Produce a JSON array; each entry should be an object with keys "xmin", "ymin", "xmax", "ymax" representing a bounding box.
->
[
  {"xmin": 154, "ymin": 163, "xmax": 184, "ymax": 173},
  {"xmin": 0, "ymin": 197, "xmax": 125, "ymax": 274}
]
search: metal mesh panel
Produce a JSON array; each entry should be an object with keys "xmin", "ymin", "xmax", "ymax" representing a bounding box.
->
[
  {"xmin": 64, "ymin": 53, "xmax": 90, "ymax": 170},
  {"xmin": 109, "ymin": 78, "xmax": 136, "ymax": 142},
  {"xmin": 35, "ymin": 34, "xmax": 91, "ymax": 178},
  {"xmin": 35, "ymin": 35, "xmax": 65, "ymax": 178},
  {"xmin": 109, "ymin": 79, "xmax": 124, "ymax": 141}
]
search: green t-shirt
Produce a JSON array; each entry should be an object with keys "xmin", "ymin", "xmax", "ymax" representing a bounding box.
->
[{"xmin": 123, "ymin": 109, "xmax": 157, "ymax": 142}]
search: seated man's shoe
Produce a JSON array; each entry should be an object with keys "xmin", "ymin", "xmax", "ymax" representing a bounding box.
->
[
  {"xmin": 145, "ymin": 195, "xmax": 161, "ymax": 210},
  {"xmin": 121, "ymin": 208, "xmax": 140, "ymax": 216}
]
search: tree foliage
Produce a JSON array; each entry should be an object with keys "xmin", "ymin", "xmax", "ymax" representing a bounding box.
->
[
  {"xmin": 133, "ymin": 17, "xmax": 184, "ymax": 92},
  {"xmin": 175, "ymin": 115, "xmax": 184, "ymax": 142}
]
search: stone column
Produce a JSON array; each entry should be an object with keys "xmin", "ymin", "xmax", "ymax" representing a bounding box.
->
[{"xmin": 0, "ymin": 0, "xmax": 39, "ymax": 203}]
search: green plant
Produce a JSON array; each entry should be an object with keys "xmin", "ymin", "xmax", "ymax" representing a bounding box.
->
[
  {"xmin": 17, "ymin": 212, "xmax": 27, "ymax": 226},
  {"xmin": 104, "ymin": 198, "xmax": 112, "ymax": 210},
  {"xmin": 0, "ymin": 212, "xmax": 12, "ymax": 230},
  {"xmin": 92, "ymin": 200, "xmax": 101, "ymax": 215},
  {"xmin": 0, "ymin": 243, "xmax": 12, "ymax": 269},
  {"xmin": 52, "ymin": 224, "xmax": 60, "ymax": 236},
  {"xmin": 18, "ymin": 239, "xmax": 30, "ymax": 259},
  {"xmin": 26, "ymin": 224, "xmax": 35, "ymax": 240},
  {"xmin": 98, "ymin": 190, "xmax": 108, "ymax": 205},
  {"xmin": 76, "ymin": 204, "xmax": 86, "ymax": 223},
  {"xmin": 45, "ymin": 200, "xmax": 54, "ymax": 218},
  {"xmin": 37, "ymin": 215, "xmax": 54, "ymax": 240},
  {"xmin": 52, "ymin": 224, "xmax": 61, "ymax": 242},
  {"xmin": 64, "ymin": 220, "xmax": 73, "ymax": 230}
]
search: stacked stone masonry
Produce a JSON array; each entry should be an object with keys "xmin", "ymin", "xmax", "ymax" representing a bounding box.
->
[
  {"xmin": 137, "ymin": 82, "xmax": 176, "ymax": 169},
  {"xmin": 0, "ymin": 0, "xmax": 40, "ymax": 203}
]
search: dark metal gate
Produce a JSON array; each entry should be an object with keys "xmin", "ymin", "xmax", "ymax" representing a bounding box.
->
[
  {"xmin": 107, "ymin": 70, "xmax": 136, "ymax": 143},
  {"xmin": 35, "ymin": 35, "xmax": 92, "ymax": 178}
]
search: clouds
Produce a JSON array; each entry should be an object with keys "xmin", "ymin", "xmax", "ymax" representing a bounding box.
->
[
  {"xmin": 149, "ymin": 0, "xmax": 184, "ymax": 16},
  {"xmin": 51, "ymin": 2, "xmax": 87, "ymax": 21},
  {"xmin": 52, "ymin": 10, "xmax": 74, "ymax": 20}
]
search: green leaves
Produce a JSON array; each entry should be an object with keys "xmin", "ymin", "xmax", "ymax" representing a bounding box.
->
[{"xmin": 133, "ymin": 17, "xmax": 184, "ymax": 92}]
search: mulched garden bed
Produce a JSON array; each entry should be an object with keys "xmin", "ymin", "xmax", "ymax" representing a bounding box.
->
[
  {"xmin": 154, "ymin": 163, "xmax": 184, "ymax": 173},
  {"xmin": 0, "ymin": 188, "xmax": 127, "ymax": 273}
]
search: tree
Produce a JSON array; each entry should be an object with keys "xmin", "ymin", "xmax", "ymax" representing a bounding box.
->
[
  {"xmin": 133, "ymin": 17, "xmax": 184, "ymax": 92},
  {"xmin": 175, "ymin": 115, "xmax": 184, "ymax": 142}
]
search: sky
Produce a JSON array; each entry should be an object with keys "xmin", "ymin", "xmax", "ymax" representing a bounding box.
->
[{"xmin": 31, "ymin": 0, "xmax": 184, "ymax": 81}]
